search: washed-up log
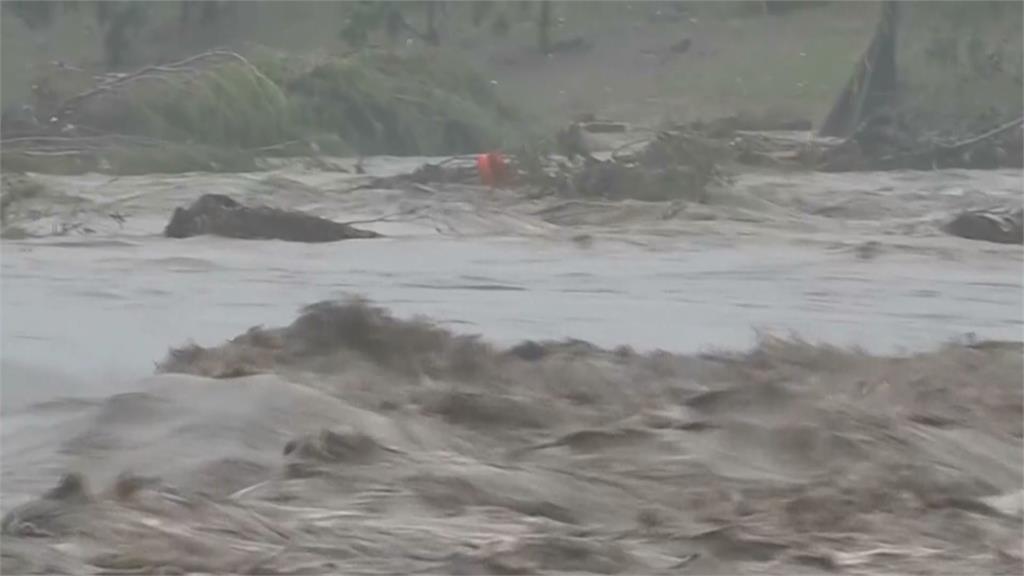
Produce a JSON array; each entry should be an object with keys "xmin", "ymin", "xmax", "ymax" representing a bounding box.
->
[
  {"xmin": 943, "ymin": 207, "xmax": 1023, "ymax": 245},
  {"xmin": 164, "ymin": 194, "xmax": 380, "ymax": 242}
]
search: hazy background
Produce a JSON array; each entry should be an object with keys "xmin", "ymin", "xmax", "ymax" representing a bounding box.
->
[{"xmin": 4, "ymin": 1, "xmax": 1020, "ymax": 136}]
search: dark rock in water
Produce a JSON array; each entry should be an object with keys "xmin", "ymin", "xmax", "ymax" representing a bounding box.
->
[
  {"xmin": 943, "ymin": 207, "xmax": 1023, "ymax": 245},
  {"xmin": 164, "ymin": 194, "xmax": 380, "ymax": 242}
]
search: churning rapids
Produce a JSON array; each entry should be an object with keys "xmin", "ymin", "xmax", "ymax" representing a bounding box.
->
[{"xmin": 1, "ymin": 159, "xmax": 1022, "ymax": 574}]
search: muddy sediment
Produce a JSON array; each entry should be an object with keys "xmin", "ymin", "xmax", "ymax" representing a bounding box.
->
[{"xmin": 3, "ymin": 300, "xmax": 1021, "ymax": 575}]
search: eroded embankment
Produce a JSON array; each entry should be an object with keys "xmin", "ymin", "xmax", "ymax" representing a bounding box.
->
[{"xmin": 3, "ymin": 300, "xmax": 1021, "ymax": 575}]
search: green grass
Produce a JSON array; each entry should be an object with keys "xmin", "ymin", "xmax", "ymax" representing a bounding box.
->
[
  {"xmin": 3, "ymin": 48, "xmax": 531, "ymax": 174},
  {"xmin": 90, "ymin": 60, "xmax": 295, "ymax": 148},
  {"xmin": 283, "ymin": 49, "xmax": 529, "ymax": 155}
]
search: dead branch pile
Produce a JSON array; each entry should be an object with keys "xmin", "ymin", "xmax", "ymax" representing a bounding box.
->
[
  {"xmin": 510, "ymin": 122, "xmax": 729, "ymax": 202},
  {"xmin": 819, "ymin": 114, "xmax": 1024, "ymax": 172},
  {"xmin": 685, "ymin": 114, "xmax": 1024, "ymax": 173},
  {"xmin": 568, "ymin": 130, "xmax": 726, "ymax": 201},
  {"xmin": 343, "ymin": 156, "xmax": 483, "ymax": 194},
  {"xmin": 689, "ymin": 113, "xmax": 1024, "ymax": 173},
  {"xmin": 335, "ymin": 111, "xmax": 1022, "ymax": 209}
]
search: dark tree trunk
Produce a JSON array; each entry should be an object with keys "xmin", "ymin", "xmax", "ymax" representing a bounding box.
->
[{"xmin": 819, "ymin": 1, "xmax": 900, "ymax": 137}]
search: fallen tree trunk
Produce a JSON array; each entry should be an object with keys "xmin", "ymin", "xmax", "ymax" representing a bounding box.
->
[{"xmin": 164, "ymin": 194, "xmax": 381, "ymax": 242}]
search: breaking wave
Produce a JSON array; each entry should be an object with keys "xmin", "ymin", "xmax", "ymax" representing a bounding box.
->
[{"xmin": 3, "ymin": 300, "xmax": 1021, "ymax": 574}]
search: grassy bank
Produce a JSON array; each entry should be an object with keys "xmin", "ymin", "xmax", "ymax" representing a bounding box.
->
[
  {"xmin": 279, "ymin": 50, "xmax": 526, "ymax": 155},
  {"xmin": 1, "ymin": 2, "xmax": 882, "ymax": 132},
  {"xmin": 2, "ymin": 48, "xmax": 530, "ymax": 174}
]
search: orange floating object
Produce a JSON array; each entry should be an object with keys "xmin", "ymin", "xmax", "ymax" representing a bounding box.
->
[
  {"xmin": 477, "ymin": 151, "xmax": 509, "ymax": 187},
  {"xmin": 477, "ymin": 153, "xmax": 494, "ymax": 186}
]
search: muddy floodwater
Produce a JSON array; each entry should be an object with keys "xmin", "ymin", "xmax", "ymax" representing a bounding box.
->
[
  {"xmin": 3, "ymin": 221, "xmax": 1022, "ymax": 405},
  {"xmin": 3, "ymin": 163, "xmax": 1021, "ymax": 401},
  {"xmin": 1, "ymin": 161, "xmax": 1022, "ymax": 574}
]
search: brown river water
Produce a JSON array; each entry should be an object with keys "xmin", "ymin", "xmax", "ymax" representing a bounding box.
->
[{"xmin": 1, "ymin": 160, "xmax": 1021, "ymax": 574}]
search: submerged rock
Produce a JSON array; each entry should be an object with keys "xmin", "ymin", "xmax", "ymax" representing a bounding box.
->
[
  {"xmin": 164, "ymin": 194, "xmax": 380, "ymax": 242},
  {"xmin": 943, "ymin": 207, "xmax": 1023, "ymax": 245}
]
